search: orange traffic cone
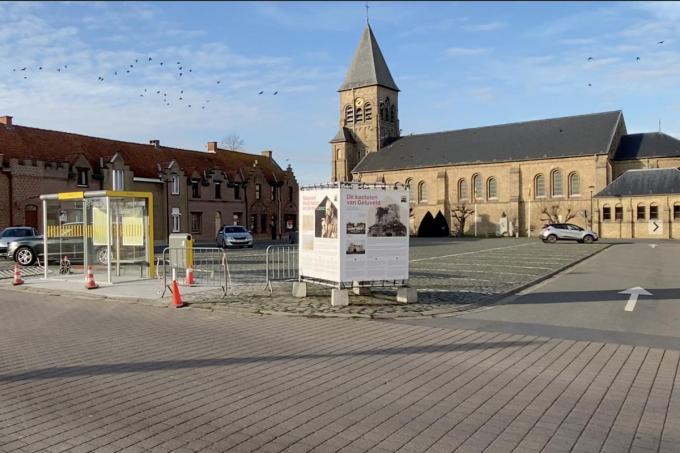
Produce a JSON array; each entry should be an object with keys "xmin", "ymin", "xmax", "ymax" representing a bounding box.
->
[
  {"xmin": 12, "ymin": 264, "xmax": 24, "ymax": 286},
  {"xmin": 185, "ymin": 267, "xmax": 196, "ymax": 286},
  {"xmin": 171, "ymin": 278, "xmax": 185, "ymax": 308},
  {"xmin": 85, "ymin": 266, "xmax": 99, "ymax": 290}
]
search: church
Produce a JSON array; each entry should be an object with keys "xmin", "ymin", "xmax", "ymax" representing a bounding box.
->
[{"xmin": 330, "ymin": 25, "xmax": 680, "ymax": 239}]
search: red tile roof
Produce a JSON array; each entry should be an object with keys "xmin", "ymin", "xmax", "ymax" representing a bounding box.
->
[{"xmin": 0, "ymin": 123, "xmax": 287, "ymax": 184}]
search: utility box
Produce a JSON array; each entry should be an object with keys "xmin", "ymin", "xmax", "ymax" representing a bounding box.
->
[{"xmin": 168, "ymin": 233, "xmax": 193, "ymax": 269}]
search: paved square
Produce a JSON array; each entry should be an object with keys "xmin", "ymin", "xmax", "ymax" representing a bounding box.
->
[{"xmin": 2, "ymin": 291, "xmax": 680, "ymax": 452}]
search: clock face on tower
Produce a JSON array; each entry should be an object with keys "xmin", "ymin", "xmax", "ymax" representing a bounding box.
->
[{"xmin": 354, "ymin": 97, "xmax": 364, "ymax": 108}]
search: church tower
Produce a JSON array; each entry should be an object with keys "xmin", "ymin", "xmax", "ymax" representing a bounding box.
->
[{"xmin": 331, "ymin": 24, "xmax": 400, "ymax": 182}]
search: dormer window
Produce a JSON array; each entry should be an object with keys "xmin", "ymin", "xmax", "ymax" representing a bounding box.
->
[
  {"xmin": 112, "ymin": 169, "xmax": 124, "ymax": 190},
  {"xmin": 191, "ymin": 181, "xmax": 200, "ymax": 198},
  {"xmin": 77, "ymin": 168, "xmax": 88, "ymax": 187}
]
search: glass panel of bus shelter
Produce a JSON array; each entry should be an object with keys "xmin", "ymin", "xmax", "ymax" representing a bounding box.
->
[
  {"xmin": 110, "ymin": 196, "xmax": 150, "ymax": 282},
  {"xmin": 44, "ymin": 199, "xmax": 86, "ymax": 277},
  {"xmin": 83, "ymin": 197, "xmax": 111, "ymax": 282}
]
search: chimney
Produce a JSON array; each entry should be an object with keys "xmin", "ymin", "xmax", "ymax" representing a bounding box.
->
[
  {"xmin": 0, "ymin": 116, "xmax": 13, "ymax": 126},
  {"xmin": 207, "ymin": 141, "xmax": 218, "ymax": 153},
  {"xmin": 261, "ymin": 150, "xmax": 272, "ymax": 159},
  {"xmin": 149, "ymin": 139, "xmax": 160, "ymax": 148}
]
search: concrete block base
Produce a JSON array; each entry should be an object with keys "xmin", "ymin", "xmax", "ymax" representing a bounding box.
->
[
  {"xmin": 292, "ymin": 282, "xmax": 307, "ymax": 298},
  {"xmin": 397, "ymin": 287, "xmax": 418, "ymax": 304},
  {"xmin": 352, "ymin": 282, "xmax": 371, "ymax": 296},
  {"xmin": 331, "ymin": 289, "xmax": 350, "ymax": 306}
]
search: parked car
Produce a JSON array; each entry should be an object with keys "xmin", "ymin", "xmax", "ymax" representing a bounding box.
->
[
  {"xmin": 539, "ymin": 223, "xmax": 598, "ymax": 244},
  {"xmin": 216, "ymin": 225, "xmax": 253, "ymax": 248},
  {"xmin": 7, "ymin": 223, "xmax": 108, "ymax": 266},
  {"xmin": 0, "ymin": 227, "xmax": 39, "ymax": 257}
]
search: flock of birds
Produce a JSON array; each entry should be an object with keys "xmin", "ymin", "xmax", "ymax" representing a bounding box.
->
[
  {"xmin": 584, "ymin": 40, "xmax": 667, "ymax": 87},
  {"xmin": 9, "ymin": 55, "xmax": 280, "ymax": 110}
]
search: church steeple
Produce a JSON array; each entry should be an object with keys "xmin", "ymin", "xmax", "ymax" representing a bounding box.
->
[
  {"xmin": 331, "ymin": 24, "xmax": 400, "ymax": 183},
  {"xmin": 338, "ymin": 24, "xmax": 399, "ymax": 92}
]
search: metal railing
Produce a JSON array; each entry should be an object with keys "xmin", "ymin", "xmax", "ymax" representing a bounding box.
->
[
  {"xmin": 160, "ymin": 247, "xmax": 228, "ymax": 297},
  {"xmin": 265, "ymin": 245, "xmax": 298, "ymax": 292}
]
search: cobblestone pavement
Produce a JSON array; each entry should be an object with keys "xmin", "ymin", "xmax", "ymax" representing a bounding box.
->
[
  {"xmin": 1, "ymin": 293, "xmax": 680, "ymax": 452},
  {"xmin": 189, "ymin": 239, "xmax": 610, "ymax": 319}
]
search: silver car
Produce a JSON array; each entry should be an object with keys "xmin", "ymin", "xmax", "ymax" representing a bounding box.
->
[
  {"xmin": 216, "ymin": 225, "xmax": 253, "ymax": 248},
  {"xmin": 0, "ymin": 227, "xmax": 39, "ymax": 257},
  {"xmin": 539, "ymin": 223, "xmax": 598, "ymax": 244}
]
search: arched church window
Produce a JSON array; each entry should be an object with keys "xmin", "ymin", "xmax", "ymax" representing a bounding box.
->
[
  {"xmin": 384, "ymin": 97, "xmax": 391, "ymax": 121},
  {"xmin": 345, "ymin": 105, "xmax": 354, "ymax": 124},
  {"xmin": 472, "ymin": 174, "xmax": 482, "ymax": 200},
  {"xmin": 568, "ymin": 172, "xmax": 580, "ymax": 196},
  {"xmin": 487, "ymin": 177, "xmax": 497, "ymax": 200},
  {"xmin": 534, "ymin": 174, "xmax": 545, "ymax": 198},
  {"xmin": 458, "ymin": 178, "xmax": 468, "ymax": 201},
  {"xmin": 418, "ymin": 181, "xmax": 428, "ymax": 203},
  {"xmin": 364, "ymin": 103, "xmax": 372, "ymax": 120},
  {"xmin": 551, "ymin": 169, "xmax": 563, "ymax": 197},
  {"xmin": 355, "ymin": 107, "xmax": 363, "ymax": 122},
  {"xmin": 390, "ymin": 105, "xmax": 396, "ymax": 123}
]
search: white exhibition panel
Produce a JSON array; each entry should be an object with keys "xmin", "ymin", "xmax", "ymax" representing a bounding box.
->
[{"xmin": 299, "ymin": 186, "xmax": 409, "ymax": 284}]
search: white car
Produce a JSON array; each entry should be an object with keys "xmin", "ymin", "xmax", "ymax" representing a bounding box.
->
[
  {"xmin": 539, "ymin": 223, "xmax": 598, "ymax": 244},
  {"xmin": 216, "ymin": 225, "xmax": 253, "ymax": 248}
]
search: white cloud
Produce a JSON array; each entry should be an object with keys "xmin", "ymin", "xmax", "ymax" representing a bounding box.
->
[
  {"xmin": 463, "ymin": 21, "xmax": 505, "ymax": 32},
  {"xmin": 444, "ymin": 47, "xmax": 493, "ymax": 57}
]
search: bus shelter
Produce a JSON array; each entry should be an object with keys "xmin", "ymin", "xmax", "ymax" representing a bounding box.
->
[{"xmin": 39, "ymin": 191, "xmax": 154, "ymax": 284}]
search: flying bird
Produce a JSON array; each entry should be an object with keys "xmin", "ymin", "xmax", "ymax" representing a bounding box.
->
[
  {"xmin": 188, "ymin": 69, "xmax": 192, "ymax": 72},
  {"xmin": 148, "ymin": 57, "xmax": 152, "ymax": 61},
  {"xmin": 179, "ymin": 73, "xmax": 182, "ymax": 77},
  {"xmin": 658, "ymin": 40, "xmax": 665, "ymax": 44},
  {"xmin": 156, "ymin": 90, "xmax": 160, "ymax": 94},
  {"xmin": 180, "ymin": 90, "xmax": 183, "ymax": 94},
  {"xmin": 38, "ymin": 67, "xmax": 42, "ymax": 70},
  {"xmin": 64, "ymin": 65, "xmax": 68, "ymax": 68},
  {"xmin": 21, "ymin": 67, "xmax": 26, "ymax": 71},
  {"xmin": 587, "ymin": 57, "xmax": 593, "ymax": 61},
  {"xmin": 273, "ymin": 91, "xmax": 278, "ymax": 95},
  {"xmin": 176, "ymin": 61, "xmax": 180, "ymax": 65},
  {"xmin": 188, "ymin": 104, "xmax": 191, "ymax": 108},
  {"xmin": 258, "ymin": 91, "xmax": 264, "ymax": 95},
  {"xmin": 588, "ymin": 83, "xmax": 592, "ymax": 86},
  {"xmin": 130, "ymin": 64, "xmax": 134, "ymax": 68},
  {"xmin": 636, "ymin": 56, "xmax": 640, "ymax": 61},
  {"xmin": 57, "ymin": 68, "xmax": 61, "ymax": 72},
  {"xmin": 160, "ymin": 62, "xmax": 164, "ymax": 66},
  {"xmin": 114, "ymin": 71, "xmax": 118, "ymax": 75},
  {"xmin": 216, "ymin": 80, "xmax": 221, "ymax": 84},
  {"xmin": 126, "ymin": 70, "xmax": 130, "ymax": 73},
  {"xmin": 135, "ymin": 59, "xmax": 138, "ymax": 63}
]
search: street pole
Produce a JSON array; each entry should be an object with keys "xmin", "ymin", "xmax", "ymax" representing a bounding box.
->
[
  {"xmin": 474, "ymin": 203, "xmax": 477, "ymax": 237},
  {"xmin": 528, "ymin": 199, "xmax": 531, "ymax": 238},
  {"xmin": 588, "ymin": 185, "xmax": 595, "ymax": 231}
]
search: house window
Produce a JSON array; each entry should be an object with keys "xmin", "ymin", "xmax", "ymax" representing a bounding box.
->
[
  {"xmin": 458, "ymin": 179, "xmax": 467, "ymax": 200},
  {"xmin": 364, "ymin": 103, "xmax": 372, "ymax": 120},
  {"xmin": 487, "ymin": 177, "xmax": 497, "ymax": 200},
  {"xmin": 191, "ymin": 212, "xmax": 202, "ymax": 233},
  {"xmin": 171, "ymin": 175, "xmax": 180, "ymax": 195},
  {"xmin": 615, "ymin": 205, "xmax": 623, "ymax": 221},
  {"xmin": 569, "ymin": 172, "xmax": 580, "ymax": 196},
  {"xmin": 215, "ymin": 182, "xmax": 221, "ymax": 199},
  {"xmin": 603, "ymin": 205, "xmax": 611, "ymax": 221},
  {"xmin": 288, "ymin": 186, "xmax": 293, "ymax": 202},
  {"xmin": 260, "ymin": 214, "xmax": 267, "ymax": 232},
  {"xmin": 345, "ymin": 105, "xmax": 354, "ymax": 124},
  {"xmin": 535, "ymin": 174, "xmax": 545, "ymax": 198},
  {"xmin": 637, "ymin": 204, "xmax": 646, "ymax": 221},
  {"xmin": 191, "ymin": 181, "xmax": 200, "ymax": 198},
  {"xmin": 77, "ymin": 169, "xmax": 88, "ymax": 187},
  {"xmin": 473, "ymin": 174, "xmax": 482, "ymax": 200},
  {"xmin": 674, "ymin": 204, "xmax": 680, "ymax": 221},
  {"xmin": 418, "ymin": 181, "xmax": 427, "ymax": 203},
  {"xmin": 650, "ymin": 204, "xmax": 659, "ymax": 220},
  {"xmin": 552, "ymin": 170, "xmax": 563, "ymax": 197},
  {"xmin": 255, "ymin": 184, "xmax": 261, "ymax": 200},
  {"xmin": 112, "ymin": 169, "xmax": 124, "ymax": 190},
  {"xmin": 234, "ymin": 184, "xmax": 241, "ymax": 200},
  {"xmin": 171, "ymin": 208, "xmax": 181, "ymax": 233}
]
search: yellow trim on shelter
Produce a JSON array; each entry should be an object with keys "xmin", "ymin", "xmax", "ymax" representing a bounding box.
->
[{"xmin": 57, "ymin": 191, "xmax": 84, "ymax": 200}]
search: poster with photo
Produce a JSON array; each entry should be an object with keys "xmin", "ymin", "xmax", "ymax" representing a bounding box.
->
[{"xmin": 298, "ymin": 186, "xmax": 410, "ymax": 285}]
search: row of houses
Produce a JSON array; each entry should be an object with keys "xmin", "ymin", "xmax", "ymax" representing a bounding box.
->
[{"xmin": 0, "ymin": 116, "xmax": 299, "ymax": 244}]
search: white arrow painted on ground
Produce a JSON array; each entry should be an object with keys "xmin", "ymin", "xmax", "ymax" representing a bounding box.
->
[
  {"xmin": 619, "ymin": 287, "xmax": 653, "ymax": 312},
  {"xmin": 650, "ymin": 244, "xmax": 658, "ymax": 249}
]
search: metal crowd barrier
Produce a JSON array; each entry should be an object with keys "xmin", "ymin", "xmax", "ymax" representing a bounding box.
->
[
  {"xmin": 160, "ymin": 247, "xmax": 228, "ymax": 297},
  {"xmin": 265, "ymin": 245, "xmax": 298, "ymax": 292}
]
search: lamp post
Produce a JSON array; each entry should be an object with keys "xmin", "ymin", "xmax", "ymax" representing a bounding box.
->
[{"xmin": 588, "ymin": 185, "xmax": 595, "ymax": 230}]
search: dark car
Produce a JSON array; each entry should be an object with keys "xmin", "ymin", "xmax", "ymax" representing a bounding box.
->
[
  {"xmin": 7, "ymin": 223, "xmax": 108, "ymax": 266},
  {"xmin": 0, "ymin": 227, "xmax": 39, "ymax": 257}
]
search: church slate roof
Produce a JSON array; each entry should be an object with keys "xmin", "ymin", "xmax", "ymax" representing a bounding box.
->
[
  {"xmin": 338, "ymin": 24, "xmax": 399, "ymax": 92},
  {"xmin": 353, "ymin": 110, "xmax": 623, "ymax": 173},
  {"xmin": 595, "ymin": 168, "xmax": 680, "ymax": 197},
  {"xmin": 330, "ymin": 127, "xmax": 355, "ymax": 143},
  {"xmin": 612, "ymin": 132, "xmax": 680, "ymax": 161}
]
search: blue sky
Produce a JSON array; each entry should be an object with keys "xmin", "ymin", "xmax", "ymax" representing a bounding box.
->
[{"xmin": 2, "ymin": 1, "xmax": 680, "ymax": 185}]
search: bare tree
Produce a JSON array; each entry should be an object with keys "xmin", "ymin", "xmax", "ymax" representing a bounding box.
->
[
  {"xmin": 539, "ymin": 204, "xmax": 577, "ymax": 224},
  {"xmin": 451, "ymin": 204, "xmax": 475, "ymax": 237},
  {"xmin": 221, "ymin": 133, "xmax": 245, "ymax": 151}
]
